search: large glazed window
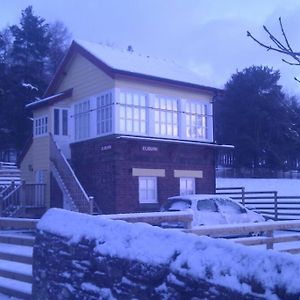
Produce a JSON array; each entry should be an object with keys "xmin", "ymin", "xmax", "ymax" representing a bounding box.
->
[
  {"xmin": 97, "ymin": 92, "xmax": 113, "ymax": 135},
  {"xmin": 74, "ymin": 100, "xmax": 90, "ymax": 140},
  {"xmin": 139, "ymin": 177, "xmax": 157, "ymax": 203},
  {"xmin": 154, "ymin": 96, "xmax": 178, "ymax": 137},
  {"xmin": 34, "ymin": 116, "xmax": 48, "ymax": 137},
  {"xmin": 185, "ymin": 101, "xmax": 208, "ymax": 140},
  {"xmin": 119, "ymin": 91, "xmax": 146, "ymax": 134}
]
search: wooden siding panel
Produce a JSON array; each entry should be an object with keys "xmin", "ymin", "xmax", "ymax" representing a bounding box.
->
[
  {"xmin": 55, "ymin": 53, "xmax": 114, "ymax": 102},
  {"xmin": 115, "ymin": 77, "xmax": 213, "ymax": 101},
  {"xmin": 32, "ymin": 136, "xmax": 50, "ymax": 208},
  {"xmin": 20, "ymin": 143, "xmax": 34, "ymax": 184}
]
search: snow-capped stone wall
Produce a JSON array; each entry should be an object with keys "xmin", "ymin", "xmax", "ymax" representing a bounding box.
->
[{"xmin": 32, "ymin": 209, "xmax": 300, "ymax": 299}]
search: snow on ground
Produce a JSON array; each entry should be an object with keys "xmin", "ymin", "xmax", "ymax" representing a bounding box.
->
[
  {"xmin": 217, "ymin": 177, "xmax": 300, "ymax": 195},
  {"xmin": 38, "ymin": 208, "xmax": 300, "ymax": 298}
]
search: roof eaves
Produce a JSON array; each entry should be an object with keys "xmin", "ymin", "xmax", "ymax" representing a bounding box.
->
[
  {"xmin": 113, "ymin": 69, "xmax": 222, "ymax": 94},
  {"xmin": 26, "ymin": 88, "xmax": 73, "ymax": 110}
]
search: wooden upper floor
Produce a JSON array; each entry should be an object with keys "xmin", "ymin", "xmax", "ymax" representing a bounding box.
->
[{"xmin": 26, "ymin": 40, "xmax": 221, "ymax": 152}]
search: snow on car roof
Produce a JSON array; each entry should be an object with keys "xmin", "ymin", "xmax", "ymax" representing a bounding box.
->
[
  {"xmin": 75, "ymin": 39, "xmax": 220, "ymax": 89},
  {"xmin": 168, "ymin": 194, "xmax": 233, "ymax": 202}
]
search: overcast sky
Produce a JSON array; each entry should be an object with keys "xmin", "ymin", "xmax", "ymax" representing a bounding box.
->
[{"xmin": 2, "ymin": 0, "xmax": 300, "ymax": 95}]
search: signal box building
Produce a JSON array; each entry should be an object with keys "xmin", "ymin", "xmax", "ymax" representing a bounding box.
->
[{"xmin": 20, "ymin": 40, "xmax": 224, "ymax": 215}]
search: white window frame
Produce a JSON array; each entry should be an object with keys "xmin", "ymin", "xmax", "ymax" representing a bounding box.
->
[
  {"xmin": 154, "ymin": 96, "xmax": 178, "ymax": 138},
  {"xmin": 180, "ymin": 177, "xmax": 195, "ymax": 196},
  {"xmin": 97, "ymin": 92, "xmax": 113, "ymax": 135},
  {"xmin": 138, "ymin": 176, "xmax": 157, "ymax": 204},
  {"xmin": 74, "ymin": 100, "xmax": 90, "ymax": 141},
  {"xmin": 118, "ymin": 90, "xmax": 147, "ymax": 135},
  {"xmin": 34, "ymin": 116, "xmax": 48, "ymax": 137},
  {"xmin": 185, "ymin": 100, "xmax": 209, "ymax": 141},
  {"xmin": 53, "ymin": 108, "xmax": 69, "ymax": 136}
]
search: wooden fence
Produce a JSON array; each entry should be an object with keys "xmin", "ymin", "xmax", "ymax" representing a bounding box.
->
[
  {"xmin": 216, "ymin": 187, "xmax": 300, "ymax": 221},
  {"xmin": 106, "ymin": 212, "xmax": 300, "ymax": 254},
  {"xmin": 1, "ymin": 211, "xmax": 300, "ymax": 254}
]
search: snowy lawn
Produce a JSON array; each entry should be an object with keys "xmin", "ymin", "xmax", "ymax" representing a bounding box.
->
[{"xmin": 217, "ymin": 178, "xmax": 300, "ymax": 196}]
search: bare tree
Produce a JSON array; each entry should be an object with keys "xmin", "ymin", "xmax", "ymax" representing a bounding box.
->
[{"xmin": 247, "ymin": 18, "xmax": 300, "ymax": 82}]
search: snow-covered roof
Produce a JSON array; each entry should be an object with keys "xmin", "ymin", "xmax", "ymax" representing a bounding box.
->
[
  {"xmin": 75, "ymin": 40, "xmax": 219, "ymax": 90},
  {"xmin": 168, "ymin": 194, "xmax": 232, "ymax": 202}
]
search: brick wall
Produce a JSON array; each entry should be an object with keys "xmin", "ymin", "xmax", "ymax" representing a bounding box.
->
[{"xmin": 71, "ymin": 136, "xmax": 216, "ymax": 214}]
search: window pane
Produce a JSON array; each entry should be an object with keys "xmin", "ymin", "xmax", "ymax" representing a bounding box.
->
[
  {"xmin": 141, "ymin": 122, "xmax": 146, "ymax": 133},
  {"xmin": 180, "ymin": 177, "xmax": 195, "ymax": 195},
  {"xmin": 119, "ymin": 92, "xmax": 125, "ymax": 104},
  {"xmin": 120, "ymin": 106, "xmax": 125, "ymax": 118},
  {"xmin": 139, "ymin": 177, "xmax": 157, "ymax": 203},
  {"xmin": 120, "ymin": 119, "xmax": 125, "ymax": 131},
  {"xmin": 62, "ymin": 110, "xmax": 68, "ymax": 136}
]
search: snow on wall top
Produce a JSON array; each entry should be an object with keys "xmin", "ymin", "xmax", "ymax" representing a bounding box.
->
[
  {"xmin": 39, "ymin": 208, "xmax": 300, "ymax": 298},
  {"xmin": 75, "ymin": 40, "xmax": 219, "ymax": 90}
]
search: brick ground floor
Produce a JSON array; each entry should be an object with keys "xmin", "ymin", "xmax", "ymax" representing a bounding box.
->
[{"xmin": 69, "ymin": 135, "xmax": 217, "ymax": 214}]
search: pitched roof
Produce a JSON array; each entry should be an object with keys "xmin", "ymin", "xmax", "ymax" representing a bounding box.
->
[
  {"xmin": 44, "ymin": 40, "xmax": 221, "ymax": 97},
  {"xmin": 76, "ymin": 40, "xmax": 218, "ymax": 88}
]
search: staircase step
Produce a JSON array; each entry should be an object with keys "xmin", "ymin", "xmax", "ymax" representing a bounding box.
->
[
  {"xmin": 0, "ymin": 276, "xmax": 31, "ymax": 299},
  {"xmin": 0, "ymin": 259, "xmax": 32, "ymax": 283},
  {"xmin": 0, "ymin": 233, "xmax": 35, "ymax": 246},
  {"xmin": 0, "ymin": 243, "xmax": 32, "ymax": 264}
]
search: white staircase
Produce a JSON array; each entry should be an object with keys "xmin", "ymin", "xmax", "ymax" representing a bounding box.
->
[
  {"xmin": 50, "ymin": 135, "xmax": 94, "ymax": 214},
  {"xmin": 0, "ymin": 232, "xmax": 34, "ymax": 299},
  {"xmin": 0, "ymin": 163, "xmax": 21, "ymax": 188}
]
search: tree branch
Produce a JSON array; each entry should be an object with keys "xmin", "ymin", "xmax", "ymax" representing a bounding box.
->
[{"xmin": 247, "ymin": 17, "xmax": 300, "ymax": 83}]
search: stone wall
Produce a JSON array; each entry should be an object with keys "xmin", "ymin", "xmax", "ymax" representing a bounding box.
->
[
  {"xmin": 32, "ymin": 231, "xmax": 264, "ymax": 300},
  {"xmin": 32, "ymin": 209, "xmax": 300, "ymax": 300}
]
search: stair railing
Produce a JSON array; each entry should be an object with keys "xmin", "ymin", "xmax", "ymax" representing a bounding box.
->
[
  {"xmin": 1, "ymin": 184, "xmax": 22, "ymax": 216},
  {"xmin": 49, "ymin": 134, "xmax": 93, "ymax": 214}
]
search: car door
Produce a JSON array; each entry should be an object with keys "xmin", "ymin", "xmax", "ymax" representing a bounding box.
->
[
  {"xmin": 196, "ymin": 199, "xmax": 227, "ymax": 226},
  {"xmin": 215, "ymin": 198, "xmax": 248, "ymax": 224}
]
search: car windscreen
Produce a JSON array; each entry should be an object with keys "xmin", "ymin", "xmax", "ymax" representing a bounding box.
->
[
  {"xmin": 197, "ymin": 199, "xmax": 218, "ymax": 212},
  {"xmin": 215, "ymin": 198, "xmax": 246, "ymax": 214},
  {"xmin": 164, "ymin": 200, "xmax": 192, "ymax": 211}
]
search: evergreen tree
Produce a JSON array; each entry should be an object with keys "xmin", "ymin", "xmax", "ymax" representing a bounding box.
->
[
  {"xmin": 46, "ymin": 21, "xmax": 71, "ymax": 79},
  {"xmin": 8, "ymin": 6, "xmax": 51, "ymax": 149},
  {"xmin": 0, "ymin": 6, "xmax": 71, "ymax": 151},
  {"xmin": 215, "ymin": 66, "xmax": 299, "ymax": 170}
]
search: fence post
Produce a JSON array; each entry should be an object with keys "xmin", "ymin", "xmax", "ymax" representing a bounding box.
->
[
  {"xmin": 0, "ymin": 193, "xmax": 3, "ymax": 216},
  {"xmin": 184, "ymin": 215, "xmax": 193, "ymax": 230},
  {"xmin": 266, "ymin": 230, "xmax": 274, "ymax": 250},
  {"xmin": 20, "ymin": 180, "xmax": 26, "ymax": 208},
  {"xmin": 89, "ymin": 196, "xmax": 94, "ymax": 215},
  {"xmin": 241, "ymin": 187, "xmax": 245, "ymax": 206},
  {"xmin": 274, "ymin": 191, "xmax": 278, "ymax": 221}
]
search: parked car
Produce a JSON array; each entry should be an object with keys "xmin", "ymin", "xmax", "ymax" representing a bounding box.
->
[{"xmin": 161, "ymin": 194, "xmax": 265, "ymax": 228}]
